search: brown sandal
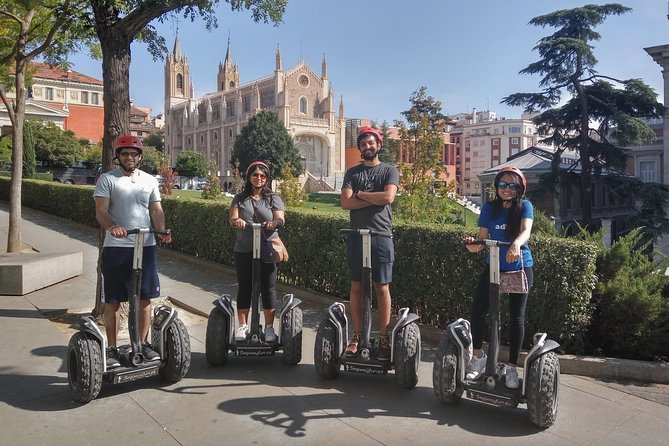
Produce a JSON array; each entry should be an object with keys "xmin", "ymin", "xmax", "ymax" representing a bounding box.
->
[{"xmin": 345, "ymin": 332, "xmax": 361, "ymax": 357}]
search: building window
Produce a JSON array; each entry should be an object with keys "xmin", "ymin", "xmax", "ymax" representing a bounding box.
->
[
  {"xmin": 81, "ymin": 91, "xmax": 88, "ymax": 104},
  {"xmin": 177, "ymin": 74, "xmax": 184, "ymax": 93},
  {"xmin": 242, "ymin": 96, "xmax": 249, "ymax": 113},
  {"xmin": 299, "ymin": 97, "xmax": 307, "ymax": 114},
  {"xmin": 639, "ymin": 160, "xmax": 658, "ymax": 183},
  {"xmin": 511, "ymin": 137, "xmax": 519, "ymax": 145},
  {"xmin": 45, "ymin": 87, "xmax": 53, "ymax": 100},
  {"xmin": 91, "ymin": 92, "xmax": 99, "ymax": 105}
]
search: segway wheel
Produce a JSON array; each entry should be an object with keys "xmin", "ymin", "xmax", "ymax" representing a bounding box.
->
[
  {"xmin": 205, "ymin": 307, "xmax": 230, "ymax": 366},
  {"xmin": 157, "ymin": 318, "xmax": 191, "ymax": 382},
  {"xmin": 281, "ymin": 307, "xmax": 303, "ymax": 365},
  {"xmin": 67, "ymin": 332, "xmax": 103, "ymax": 403},
  {"xmin": 314, "ymin": 319, "xmax": 340, "ymax": 379},
  {"xmin": 432, "ymin": 335, "xmax": 464, "ymax": 404},
  {"xmin": 527, "ymin": 351, "xmax": 560, "ymax": 428},
  {"xmin": 393, "ymin": 322, "xmax": 421, "ymax": 389}
]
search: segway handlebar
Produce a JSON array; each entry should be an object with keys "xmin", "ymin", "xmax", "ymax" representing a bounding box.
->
[
  {"xmin": 126, "ymin": 228, "xmax": 171, "ymax": 236},
  {"xmin": 340, "ymin": 228, "xmax": 392, "ymax": 238},
  {"xmin": 465, "ymin": 238, "xmax": 511, "ymax": 248}
]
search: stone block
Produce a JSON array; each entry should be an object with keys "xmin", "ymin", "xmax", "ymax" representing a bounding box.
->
[{"xmin": 0, "ymin": 252, "xmax": 83, "ymax": 295}]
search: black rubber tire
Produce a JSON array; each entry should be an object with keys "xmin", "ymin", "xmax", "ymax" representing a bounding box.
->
[
  {"xmin": 314, "ymin": 319, "xmax": 340, "ymax": 379},
  {"xmin": 527, "ymin": 352, "xmax": 560, "ymax": 428},
  {"xmin": 394, "ymin": 322, "xmax": 421, "ymax": 389},
  {"xmin": 432, "ymin": 335, "xmax": 464, "ymax": 404},
  {"xmin": 281, "ymin": 307, "xmax": 303, "ymax": 365},
  {"xmin": 67, "ymin": 332, "xmax": 103, "ymax": 403},
  {"xmin": 205, "ymin": 307, "xmax": 230, "ymax": 366},
  {"xmin": 64, "ymin": 179, "xmax": 74, "ymax": 184},
  {"xmin": 158, "ymin": 318, "xmax": 191, "ymax": 382}
]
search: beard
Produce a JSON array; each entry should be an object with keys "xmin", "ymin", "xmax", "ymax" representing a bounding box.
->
[{"xmin": 361, "ymin": 149, "xmax": 379, "ymax": 161}]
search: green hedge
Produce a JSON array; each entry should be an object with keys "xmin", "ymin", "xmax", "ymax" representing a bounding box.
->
[{"xmin": 0, "ymin": 177, "xmax": 598, "ymax": 353}]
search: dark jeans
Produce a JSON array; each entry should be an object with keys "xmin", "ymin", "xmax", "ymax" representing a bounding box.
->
[
  {"xmin": 234, "ymin": 251, "xmax": 277, "ymax": 310},
  {"xmin": 470, "ymin": 266, "xmax": 534, "ymax": 365}
]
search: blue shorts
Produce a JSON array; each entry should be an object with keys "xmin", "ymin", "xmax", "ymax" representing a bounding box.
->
[
  {"xmin": 101, "ymin": 246, "xmax": 161, "ymax": 303},
  {"xmin": 346, "ymin": 233, "xmax": 394, "ymax": 284}
]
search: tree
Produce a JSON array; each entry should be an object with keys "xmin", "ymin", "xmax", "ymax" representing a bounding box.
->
[
  {"xmin": 201, "ymin": 158, "xmax": 222, "ymax": 199},
  {"xmin": 231, "ymin": 109, "xmax": 302, "ymax": 177},
  {"xmin": 143, "ymin": 131, "xmax": 164, "ymax": 152},
  {"xmin": 31, "ymin": 120, "xmax": 88, "ymax": 166},
  {"xmin": 393, "ymin": 86, "xmax": 456, "ymax": 224},
  {"xmin": 378, "ymin": 121, "xmax": 397, "ymax": 164},
  {"xmin": 158, "ymin": 163, "xmax": 177, "ymax": 195},
  {"xmin": 176, "ymin": 150, "xmax": 206, "ymax": 179},
  {"xmin": 277, "ymin": 162, "xmax": 307, "ymax": 207},
  {"xmin": 0, "ymin": 0, "xmax": 87, "ymax": 252},
  {"xmin": 22, "ymin": 120, "xmax": 36, "ymax": 178},
  {"xmin": 139, "ymin": 146, "xmax": 162, "ymax": 174},
  {"xmin": 502, "ymin": 4, "xmax": 664, "ymax": 227}
]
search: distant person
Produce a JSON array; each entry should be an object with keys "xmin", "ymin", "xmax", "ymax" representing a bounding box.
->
[
  {"xmin": 93, "ymin": 135, "xmax": 172, "ymax": 368},
  {"xmin": 340, "ymin": 127, "xmax": 399, "ymax": 361},
  {"xmin": 229, "ymin": 161, "xmax": 285, "ymax": 343},
  {"xmin": 464, "ymin": 166, "xmax": 534, "ymax": 389}
]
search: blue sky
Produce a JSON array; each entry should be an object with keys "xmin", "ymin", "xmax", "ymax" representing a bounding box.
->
[{"xmin": 68, "ymin": 0, "xmax": 668, "ymax": 125}]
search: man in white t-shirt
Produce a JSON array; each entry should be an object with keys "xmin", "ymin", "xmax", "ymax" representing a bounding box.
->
[{"xmin": 93, "ymin": 135, "xmax": 172, "ymax": 368}]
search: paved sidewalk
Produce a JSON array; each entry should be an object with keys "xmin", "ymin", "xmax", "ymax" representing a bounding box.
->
[{"xmin": 1, "ymin": 202, "xmax": 669, "ymax": 445}]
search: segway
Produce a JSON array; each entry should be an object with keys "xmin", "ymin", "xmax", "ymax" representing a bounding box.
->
[
  {"xmin": 205, "ymin": 223, "xmax": 303, "ymax": 365},
  {"xmin": 67, "ymin": 228, "xmax": 191, "ymax": 403},
  {"xmin": 432, "ymin": 239, "xmax": 560, "ymax": 428},
  {"xmin": 314, "ymin": 229, "xmax": 421, "ymax": 388}
]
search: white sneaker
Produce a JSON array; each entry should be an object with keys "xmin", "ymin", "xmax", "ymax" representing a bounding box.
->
[
  {"xmin": 264, "ymin": 326, "xmax": 276, "ymax": 343},
  {"xmin": 235, "ymin": 324, "xmax": 249, "ymax": 341},
  {"xmin": 505, "ymin": 366, "xmax": 520, "ymax": 389},
  {"xmin": 466, "ymin": 353, "xmax": 487, "ymax": 380}
]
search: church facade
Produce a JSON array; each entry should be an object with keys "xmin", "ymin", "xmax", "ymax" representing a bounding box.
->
[{"xmin": 163, "ymin": 36, "xmax": 346, "ymax": 185}]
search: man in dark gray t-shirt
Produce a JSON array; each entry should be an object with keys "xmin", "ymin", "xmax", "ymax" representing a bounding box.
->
[{"xmin": 341, "ymin": 127, "xmax": 399, "ymax": 361}]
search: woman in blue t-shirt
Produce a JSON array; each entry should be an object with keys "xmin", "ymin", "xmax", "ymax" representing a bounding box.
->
[{"xmin": 464, "ymin": 166, "xmax": 534, "ymax": 389}]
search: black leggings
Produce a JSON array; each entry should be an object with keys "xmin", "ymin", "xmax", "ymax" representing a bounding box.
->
[
  {"xmin": 234, "ymin": 252, "xmax": 277, "ymax": 311},
  {"xmin": 470, "ymin": 266, "xmax": 533, "ymax": 365}
]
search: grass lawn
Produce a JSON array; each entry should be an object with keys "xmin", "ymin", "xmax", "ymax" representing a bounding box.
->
[{"xmin": 163, "ymin": 190, "xmax": 478, "ymax": 228}]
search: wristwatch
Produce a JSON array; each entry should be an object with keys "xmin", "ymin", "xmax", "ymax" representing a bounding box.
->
[{"xmin": 354, "ymin": 190, "xmax": 361, "ymax": 200}]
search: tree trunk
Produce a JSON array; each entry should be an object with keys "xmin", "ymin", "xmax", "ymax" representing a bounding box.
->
[
  {"xmin": 575, "ymin": 79, "xmax": 592, "ymax": 226},
  {"xmin": 91, "ymin": 13, "xmax": 132, "ymax": 316},
  {"xmin": 7, "ymin": 60, "xmax": 28, "ymax": 253}
]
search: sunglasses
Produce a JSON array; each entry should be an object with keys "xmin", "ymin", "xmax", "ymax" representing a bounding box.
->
[
  {"xmin": 497, "ymin": 181, "xmax": 518, "ymax": 190},
  {"xmin": 119, "ymin": 151, "xmax": 140, "ymax": 158},
  {"xmin": 251, "ymin": 173, "xmax": 267, "ymax": 179}
]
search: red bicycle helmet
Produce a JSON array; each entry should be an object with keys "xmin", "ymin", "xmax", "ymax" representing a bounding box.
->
[
  {"xmin": 246, "ymin": 160, "xmax": 270, "ymax": 178},
  {"xmin": 114, "ymin": 135, "xmax": 143, "ymax": 155},
  {"xmin": 495, "ymin": 166, "xmax": 527, "ymax": 196},
  {"xmin": 356, "ymin": 126, "xmax": 383, "ymax": 149}
]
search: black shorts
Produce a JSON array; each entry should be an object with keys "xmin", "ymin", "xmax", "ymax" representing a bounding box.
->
[
  {"xmin": 101, "ymin": 246, "xmax": 161, "ymax": 303},
  {"xmin": 346, "ymin": 233, "xmax": 394, "ymax": 284}
]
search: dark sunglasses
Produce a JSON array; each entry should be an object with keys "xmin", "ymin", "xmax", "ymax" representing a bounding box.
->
[
  {"xmin": 497, "ymin": 181, "xmax": 518, "ymax": 190},
  {"xmin": 119, "ymin": 151, "xmax": 140, "ymax": 158},
  {"xmin": 251, "ymin": 173, "xmax": 267, "ymax": 179}
]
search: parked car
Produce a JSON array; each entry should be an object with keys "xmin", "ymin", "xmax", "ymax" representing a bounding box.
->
[{"xmin": 52, "ymin": 161, "xmax": 101, "ymax": 185}]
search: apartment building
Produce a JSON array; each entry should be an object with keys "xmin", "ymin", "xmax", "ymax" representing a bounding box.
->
[{"xmin": 451, "ymin": 110, "xmax": 537, "ymax": 200}]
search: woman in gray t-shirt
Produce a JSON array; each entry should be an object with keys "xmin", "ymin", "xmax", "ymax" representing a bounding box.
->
[{"xmin": 229, "ymin": 161, "xmax": 286, "ymax": 343}]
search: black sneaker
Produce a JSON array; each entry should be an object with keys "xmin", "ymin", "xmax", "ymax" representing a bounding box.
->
[
  {"xmin": 106, "ymin": 347, "xmax": 121, "ymax": 368},
  {"xmin": 141, "ymin": 343, "xmax": 160, "ymax": 361},
  {"xmin": 378, "ymin": 335, "xmax": 391, "ymax": 361}
]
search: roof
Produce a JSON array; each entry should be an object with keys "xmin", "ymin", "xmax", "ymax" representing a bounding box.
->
[
  {"xmin": 30, "ymin": 62, "xmax": 103, "ymax": 86},
  {"xmin": 478, "ymin": 145, "xmax": 631, "ymax": 179}
]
